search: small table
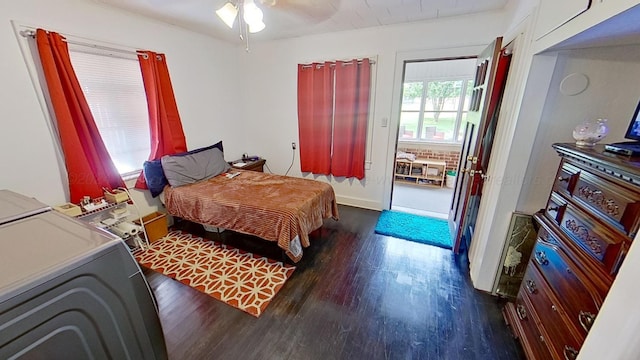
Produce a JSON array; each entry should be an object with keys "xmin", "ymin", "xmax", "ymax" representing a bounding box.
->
[{"xmin": 230, "ymin": 158, "xmax": 266, "ymax": 172}]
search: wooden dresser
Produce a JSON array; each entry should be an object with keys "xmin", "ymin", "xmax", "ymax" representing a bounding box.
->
[{"xmin": 504, "ymin": 143, "xmax": 640, "ymax": 359}]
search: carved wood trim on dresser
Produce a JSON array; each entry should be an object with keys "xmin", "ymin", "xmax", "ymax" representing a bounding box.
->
[{"xmin": 504, "ymin": 143, "xmax": 640, "ymax": 360}]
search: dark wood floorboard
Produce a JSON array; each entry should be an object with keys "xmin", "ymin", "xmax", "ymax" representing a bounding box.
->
[{"xmin": 142, "ymin": 205, "xmax": 525, "ymax": 360}]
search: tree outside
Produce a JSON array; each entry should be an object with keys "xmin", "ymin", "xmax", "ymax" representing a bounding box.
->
[
  {"xmin": 426, "ymin": 80, "xmax": 462, "ymax": 122},
  {"xmin": 402, "ymin": 82, "xmax": 423, "ymax": 104}
]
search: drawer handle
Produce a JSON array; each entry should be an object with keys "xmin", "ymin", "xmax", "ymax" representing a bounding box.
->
[
  {"xmin": 557, "ymin": 176, "xmax": 570, "ymax": 182},
  {"xmin": 534, "ymin": 251, "xmax": 549, "ymax": 266},
  {"xmin": 516, "ymin": 304, "xmax": 527, "ymax": 320},
  {"xmin": 525, "ymin": 280, "xmax": 537, "ymax": 294},
  {"xmin": 563, "ymin": 345, "xmax": 579, "ymax": 360},
  {"xmin": 547, "ymin": 206, "xmax": 559, "ymax": 212},
  {"xmin": 579, "ymin": 311, "xmax": 596, "ymax": 332}
]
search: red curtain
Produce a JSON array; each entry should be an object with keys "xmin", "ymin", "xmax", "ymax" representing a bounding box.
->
[
  {"xmin": 297, "ymin": 62, "xmax": 333, "ymax": 175},
  {"xmin": 134, "ymin": 51, "xmax": 188, "ymax": 189},
  {"xmin": 36, "ymin": 29, "xmax": 124, "ymax": 203},
  {"xmin": 331, "ymin": 59, "xmax": 371, "ymax": 180}
]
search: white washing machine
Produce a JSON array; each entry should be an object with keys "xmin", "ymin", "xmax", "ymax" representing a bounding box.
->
[{"xmin": 0, "ymin": 190, "xmax": 167, "ymax": 359}]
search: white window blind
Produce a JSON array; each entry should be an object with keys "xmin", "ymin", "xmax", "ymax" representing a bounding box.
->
[{"xmin": 69, "ymin": 50, "xmax": 150, "ymax": 175}]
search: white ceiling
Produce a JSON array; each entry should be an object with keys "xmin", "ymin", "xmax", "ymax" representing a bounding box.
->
[{"xmin": 95, "ymin": 0, "xmax": 510, "ymax": 43}]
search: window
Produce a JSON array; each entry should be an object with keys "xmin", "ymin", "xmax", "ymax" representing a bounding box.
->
[
  {"xmin": 399, "ymin": 58, "xmax": 476, "ymax": 143},
  {"xmin": 69, "ymin": 49, "xmax": 150, "ymax": 176}
]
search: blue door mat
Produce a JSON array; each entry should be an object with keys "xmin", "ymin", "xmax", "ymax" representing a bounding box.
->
[{"xmin": 374, "ymin": 210, "xmax": 452, "ymax": 249}]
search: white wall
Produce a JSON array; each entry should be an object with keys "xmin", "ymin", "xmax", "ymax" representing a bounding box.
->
[
  {"xmin": 0, "ymin": 0, "xmax": 242, "ymax": 211},
  {"xmin": 237, "ymin": 11, "xmax": 509, "ymax": 209},
  {"xmin": 517, "ymin": 44, "xmax": 640, "ymax": 214}
]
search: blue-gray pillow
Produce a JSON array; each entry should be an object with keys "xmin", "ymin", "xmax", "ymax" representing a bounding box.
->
[
  {"xmin": 161, "ymin": 147, "xmax": 231, "ymax": 187},
  {"xmin": 143, "ymin": 141, "xmax": 224, "ymax": 197},
  {"xmin": 143, "ymin": 159, "xmax": 167, "ymax": 197}
]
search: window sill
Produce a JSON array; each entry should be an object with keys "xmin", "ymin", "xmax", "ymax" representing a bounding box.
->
[
  {"xmin": 399, "ymin": 140, "xmax": 462, "ymax": 146},
  {"xmin": 121, "ymin": 170, "xmax": 141, "ymax": 182},
  {"xmin": 397, "ymin": 141, "xmax": 462, "ymax": 152}
]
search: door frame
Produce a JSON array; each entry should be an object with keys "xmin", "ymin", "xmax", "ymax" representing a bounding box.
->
[
  {"xmin": 384, "ymin": 16, "xmax": 541, "ymax": 295},
  {"xmin": 384, "ymin": 45, "xmax": 487, "ymax": 211}
]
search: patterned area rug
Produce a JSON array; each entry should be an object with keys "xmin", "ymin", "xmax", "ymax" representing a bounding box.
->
[
  {"xmin": 133, "ymin": 230, "xmax": 295, "ymax": 317},
  {"xmin": 374, "ymin": 210, "xmax": 452, "ymax": 249}
]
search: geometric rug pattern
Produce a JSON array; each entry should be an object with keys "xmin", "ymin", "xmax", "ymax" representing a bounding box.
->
[
  {"xmin": 374, "ymin": 210, "xmax": 452, "ymax": 249},
  {"xmin": 133, "ymin": 230, "xmax": 295, "ymax": 317}
]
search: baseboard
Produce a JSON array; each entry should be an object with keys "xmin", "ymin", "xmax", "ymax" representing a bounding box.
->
[{"xmin": 335, "ymin": 195, "xmax": 382, "ymax": 211}]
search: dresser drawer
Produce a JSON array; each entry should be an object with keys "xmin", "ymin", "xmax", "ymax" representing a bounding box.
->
[
  {"xmin": 545, "ymin": 192, "xmax": 566, "ymax": 224},
  {"xmin": 508, "ymin": 295, "xmax": 553, "ymax": 360},
  {"xmin": 553, "ymin": 161, "xmax": 580, "ymax": 196},
  {"xmin": 558, "ymin": 201, "xmax": 626, "ymax": 274},
  {"xmin": 531, "ymin": 237, "xmax": 604, "ymax": 338},
  {"xmin": 521, "ymin": 264, "xmax": 582, "ymax": 360},
  {"xmin": 571, "ymin": 170, "xmax": 640, "ymax": 238}
]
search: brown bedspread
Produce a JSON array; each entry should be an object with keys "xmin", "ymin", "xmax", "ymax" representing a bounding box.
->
[{"xmin": 164, "ymin": 170, "xmax": 339, "ymax": 262}]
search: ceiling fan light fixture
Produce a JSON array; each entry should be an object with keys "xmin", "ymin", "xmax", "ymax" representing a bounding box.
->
[
  {"xmin": 216, "ymin": 0, "xmax": 266, "ymax": 49},
  {"xmin": 243, "ymin": 0, "xmax": 264, "ymax": 25},
  {"xmin": 248, "ymin": 20, "xmax": 266, "ymax": 33},
  {"xmin": 216, "ymin": 2, "xmax": 238, "ymax": 28}
]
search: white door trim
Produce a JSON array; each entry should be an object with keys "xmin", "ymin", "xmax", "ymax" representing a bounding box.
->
[{"xmin": 384, "ymin": 45, "xmax": 487, "ymax": 210}]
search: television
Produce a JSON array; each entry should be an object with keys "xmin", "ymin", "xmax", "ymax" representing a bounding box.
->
[
  {"xmin": 624, "ymin": 99, "xmax": 640, "ymax": 141},
  {"xmin": 604, "ymin": 99, "xmax": 640, "ymax": 156}
]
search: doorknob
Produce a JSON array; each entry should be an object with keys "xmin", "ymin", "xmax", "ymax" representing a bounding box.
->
[{"xmin": 467, "ymin": 170, "xmax": 489, "ymax": 180}]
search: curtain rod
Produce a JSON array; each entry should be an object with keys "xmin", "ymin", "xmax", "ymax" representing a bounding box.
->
[
  {"xmin": 300, "ymin": 58, "xmax": 376, "ymax": 69},
  {"xmin": 19, "ymin": 29, "xmax": 157, "ymax": 59}
]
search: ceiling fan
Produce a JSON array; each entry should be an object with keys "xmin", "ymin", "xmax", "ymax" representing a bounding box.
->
[
  {"xmin": 215, "ymin": 0, "xmax": 338, "ymax": 49},
  {"xmin": 216, "ymin": 0, "xmax": 338, "ymax": 30}
]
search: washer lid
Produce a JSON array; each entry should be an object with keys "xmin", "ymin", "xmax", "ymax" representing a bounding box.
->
[
  {"xmin": 0, "ymin": 190, "xmax": 50, "ymax": 225},
  {"xmin": 0, "ymin": 210, "xmax": 121, "ymax": 303}
]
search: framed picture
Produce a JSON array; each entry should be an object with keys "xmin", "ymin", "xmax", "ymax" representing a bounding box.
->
[{"xmin": 492, "ymin": 212, "xmax": 538, "ymax": 299}]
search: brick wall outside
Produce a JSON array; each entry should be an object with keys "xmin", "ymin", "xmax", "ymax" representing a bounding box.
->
[{"xmin": 397, "ymin": 146, "xmax": 460, "ymax": 173}]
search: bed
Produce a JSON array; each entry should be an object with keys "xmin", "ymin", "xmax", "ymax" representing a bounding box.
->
[{"xmin": 163, "ymin": 169, "xmax": 339, "ymax": 262}]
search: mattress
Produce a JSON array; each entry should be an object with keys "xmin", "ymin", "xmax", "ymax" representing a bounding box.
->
[{"xmin": 163, "ymin": 170, "xmax": 339, "ymax": 262}]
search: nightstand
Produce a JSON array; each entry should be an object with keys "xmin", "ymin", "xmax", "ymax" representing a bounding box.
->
[{"xmin": 230, "ymin": 158, "xmax": 266, "ymax": 172}]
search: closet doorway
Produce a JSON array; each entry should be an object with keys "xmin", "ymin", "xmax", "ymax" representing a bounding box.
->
[{"xmin": 391, "ymin": 58, "xmax": 477, "ymax": 219}]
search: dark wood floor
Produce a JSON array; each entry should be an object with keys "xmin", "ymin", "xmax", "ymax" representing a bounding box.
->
[{"xmin": 143, "ymin": 205, "xmax": 525, "ymax": 360}]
